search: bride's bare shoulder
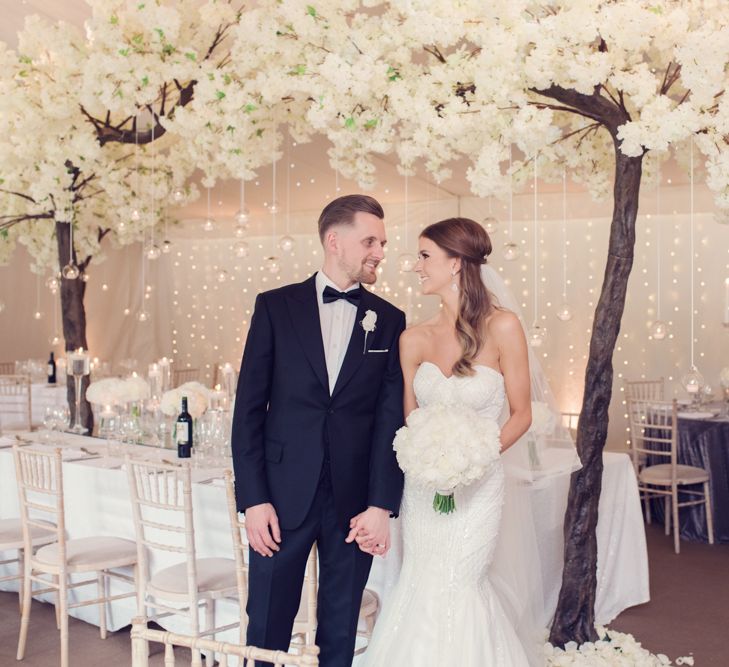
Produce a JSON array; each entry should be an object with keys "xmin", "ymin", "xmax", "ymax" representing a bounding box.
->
[{"xmin": 484, "ymin": 308, "xmax": 522, "ymax": 338}]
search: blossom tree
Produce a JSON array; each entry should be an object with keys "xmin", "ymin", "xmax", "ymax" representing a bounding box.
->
[
  {"xmin": 228, "ymin": 0, "xmax": 729, "ymax": 644},
  {"xmin": 0, "ymin": 1, "xmax": 271, "ymax": 428}
]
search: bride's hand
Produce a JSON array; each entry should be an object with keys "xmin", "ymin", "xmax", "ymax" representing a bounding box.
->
[{"xmin": 346, "ymin": 506, "xmax": 390, "ymax": 556}]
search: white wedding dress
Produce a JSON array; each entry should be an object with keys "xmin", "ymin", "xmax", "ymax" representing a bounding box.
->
[{"xmin": 362, "ymin": 361, "xmax": 532, "ymax": 667}]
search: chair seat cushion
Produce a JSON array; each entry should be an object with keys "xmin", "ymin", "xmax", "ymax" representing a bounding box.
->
[
  {"xmin": 35, "ymin": 536, "xmax": 137, "ymax": 570},
  {"xmin": 640, "ymin": 463, "xmax": 710, "ymax": 485},
  {"xmin": 149, "ymin": 558, "xmax": 236, "ymax": 596},
  {"xmin": 0, "ymin": 518, "xmax": 56, "ymax": 550}
]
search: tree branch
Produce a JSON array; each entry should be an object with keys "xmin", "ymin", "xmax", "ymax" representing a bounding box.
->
[{"xmin": 0, "ymin": 187, "xmax": 38, "ymax": 204}]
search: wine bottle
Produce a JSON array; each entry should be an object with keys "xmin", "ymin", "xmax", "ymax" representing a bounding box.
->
[
  {"xmin": 176, "ymin": 396, "xmax": 193, "ymax": 458},
  {"xmin": 47, "ymin": 351, "xmax": 57, "ymax": 385}
]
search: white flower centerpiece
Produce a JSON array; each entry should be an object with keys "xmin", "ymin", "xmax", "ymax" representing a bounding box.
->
[
  {"xmin": 160, "ymin": 382, "xmax": 211, "ymax": 419},
  {"xmin": 393, "ymin": 403, "xmax": 502, "ymax": 514},
  {"xmin": 86, "ymin": 377, "xmax": 128, "ymax": 409}
]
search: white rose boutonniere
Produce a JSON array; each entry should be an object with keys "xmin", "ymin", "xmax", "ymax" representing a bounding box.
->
[{"xmin": 361, "ymin": 310, "xmax": 377, "ymax": 353}]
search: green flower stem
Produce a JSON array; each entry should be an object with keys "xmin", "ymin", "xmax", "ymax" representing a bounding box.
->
[{"xmin": 433, "ymin": 492, "xmax": 456, "ymax": 514}]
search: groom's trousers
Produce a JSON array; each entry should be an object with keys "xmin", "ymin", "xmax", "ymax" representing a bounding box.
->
[{"xmin": 246, "ymin": 461, "xmax": 374, "ymax": 667}]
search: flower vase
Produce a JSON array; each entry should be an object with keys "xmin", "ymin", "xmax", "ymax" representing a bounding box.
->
[{"xmin": 69, "ymin": 373, "xmax": 88, "ymax": 434}]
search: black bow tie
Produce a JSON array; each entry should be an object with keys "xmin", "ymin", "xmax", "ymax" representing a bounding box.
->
[{"xmin": 322, "ymin": 285, "xmax": 361, "ymax": 306}]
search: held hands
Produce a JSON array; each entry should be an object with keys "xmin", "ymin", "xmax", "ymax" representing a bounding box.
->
[
  {"xmin": 245, "ymin": 503, "xmax": 281, "ymax": 557},
  {"xmin": 346, "ymin": 506, "xmax": 391, "ymax": 557}
]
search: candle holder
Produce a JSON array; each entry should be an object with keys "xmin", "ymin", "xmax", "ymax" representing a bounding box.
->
[{"xmin": 68, "ymin": 349, "xmax": 90, "ymax": 434}]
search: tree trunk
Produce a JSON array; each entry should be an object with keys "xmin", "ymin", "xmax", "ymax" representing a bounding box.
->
[
  {"xmin": 56, "ymin": 220, "xmax": 93, "ymax": 433},
  {"xmin": 549, "ymin": 143, "xmax": 643, "ymax": 645}
]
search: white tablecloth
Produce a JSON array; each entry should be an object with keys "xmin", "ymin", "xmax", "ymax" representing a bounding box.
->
[
  {"xmin": 0, "ymin": 382, "xmax": 68, "ymax": 430},
  {"xmin": 0, "ymin": 435, "xmax": 649, "ymax": 654}
]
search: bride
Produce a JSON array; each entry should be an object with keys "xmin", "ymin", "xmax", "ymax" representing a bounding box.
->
[{"xmin": 359, "ymin": 217, "xmax": 538, "ymax": 666}]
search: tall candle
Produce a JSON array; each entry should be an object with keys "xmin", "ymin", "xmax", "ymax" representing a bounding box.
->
[{"xmin": 69, "ymin": 349, "xmax": 90, "ymax": 376}]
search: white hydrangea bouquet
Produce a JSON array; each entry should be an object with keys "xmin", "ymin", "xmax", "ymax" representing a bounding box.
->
[
  {"xmin": 160, "ymin": 382, "xmax": 211, "ymax": 419},
  {"xmin": 393, "ymin": 403, "xmax": 502, "ymax": 514},
  {"xmin": 86, "ymin": 376, "xmax": 150, "ymax": 406}
]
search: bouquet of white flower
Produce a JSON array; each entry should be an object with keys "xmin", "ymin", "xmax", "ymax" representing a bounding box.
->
[
  {"xmin": 160, "ymin": 382, "xmax": 211, "ymax": 419},
  {"xmin": 86, "ymin": 378, "xmax": 128, "ymax": 406},
  {"xmin": 119, "ymin": 375, "xmax": 151, "ymax": 403},
  {"xmin": 393, "ymin": 403, "xmax": 502, "ymax": 514}
]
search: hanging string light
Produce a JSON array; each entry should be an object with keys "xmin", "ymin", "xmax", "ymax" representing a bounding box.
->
[
  {"xmin": 137, "ymin": 234, "xmax": 150, "ymax": 323},
  {"xmin": 482, "ymin": 195, "xmax": 499, "ymax": 235},
  {"xmin": 33, "ymin": 273, "xmax": 43, "ymax": 320},
  {"xmin": 146, "ymin": 124, "xmax": 161, "ymax": 259},
  {"xmin": 61, "ymin": 216, "xmax": 80, "ymax": 279},
  {"xmin": 202, "ymin": 185, "xmax": 215, "ymax": 232},
  {"xmin": 556, "ymin": 167, "xmax": 573, "ymax": 322},
  {"xmin": 528, "ymin": 153, "xmax": 545, "ymax": 347},
  {"xmin": 278, "ymin": 132, "xmax": 295, "ymax": 253},
  {"xmin": 650, "ymin": 164, "xmax": 667, "ymax": 340},
  {"xmin": 398, "ymin": 174, "xmax": 416, "ymax": 272},
  {"xmin": 265, "ymin": 113, "xmax": 281, "ymax": 274},
  {"xmin": 502, "ymin": 145, "xmax": 520, "ymax": 261},
  {"xmin": 681, "ymin": 137, "xmax": 704, "ymax": 397},
  {"xmin": 129, "ymin": 125, "xmax": 142, "ymax": 223},
  {"xmin": 232, "ymin": 177, "xmax": 250, "ymax": 257}
]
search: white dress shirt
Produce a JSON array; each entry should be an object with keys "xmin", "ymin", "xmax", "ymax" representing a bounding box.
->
[{"xmin": 316, "ymin": 270, "xmax": 359, "ymax": 394}]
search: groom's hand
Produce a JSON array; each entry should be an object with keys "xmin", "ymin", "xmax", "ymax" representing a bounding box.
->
[
  {"xmin": 245, "ymin": 503, "xmax": 281, "ymax": 557},
  {"xmin": 346, "ymin": 506, "xmax": 390, "ymax": 556}
]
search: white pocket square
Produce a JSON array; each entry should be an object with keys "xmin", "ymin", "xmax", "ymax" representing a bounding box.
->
[{"xmin": 368, "ymin": 348, "xmax": 389, "ymax": 353}]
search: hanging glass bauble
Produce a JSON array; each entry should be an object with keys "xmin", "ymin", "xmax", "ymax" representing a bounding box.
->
[
  {"xmin": 235, "ymin": 207, "xmax": 250, "ymax": 226},
  {"xmin": 101, "ymin": 283, "xmax": 109, "ymax": 292},
  {"xmin": 268, "ymin": 200, "xmax": 280, "ymax": 214},
  {"xmin": 527, "ymin": 323, "xmax": 546, "ymax": 348},
  {"xmin": 161, "ymin": 240, "xmax": 172, "ymax": 254},
  {"xmin": 397, "ymin": 253, "xmax": 417, "ymax": 272},
  {"xmin": 216, "ymin": 269, "xmax": 228, "ymax": 283},
  {"xmin": 33, "ymin": 310, "xmax": 43, "ymax": 320},
  {"xmin": 502, "ymin": 241, "xmax": 520, "ymax": 261},
  {"xmin": 137, "ymin": 310, "xmax": 150, "ymax": 323},
  {"xmin": 234, "ymin": 225, "xmax": 247, "ymax": 239},
  {"xmin": 81, "ymin": 272, "xmax": 90, "ymax": 283},
  {"xmin": 482, "ymin": 215, "xmax": 499, "ymax": 235},
  {"xmin": 130, "ymin": 208, "xmax": 142, "ymax": 222},
  {"xmin": 123, "ymin": 307, "xmax": 131, "ymax": 316},
  {"xmin": 233, "ymin": 240, "xmax": 249, "ymax": 258},
  {"xmin": 48, "ymin": 333, "xmax": 61, "ymax": 346},
  {"xmin": 117, "ymin": 220, "xmax": 127, "ymax": 232},
  {"xmin": 62, "ymin": 262, "xmax": 80, "ymax": 280},
  {"xmin": 556, "ymin": 303, "xmax": 573, "ymax": 322},
  {"xmin": 146, "ymin": 244, "xmax": 162, "ymax": 260},
  {"xmin": 650, "ymin": 320, "xmax": 667, "ymax": 340},
  {"xmin": 172, "ymin": 188, "xmax": 185, "ymax": 203},
  {"xmin": 265, "ymin": 256, "xmax": 281, "ymax": 274},
  {"xmin": 202, "ymin": 217, "xmax": 215, "ymax": 232},
  {"xmin": 0, "ymin": 300, "xmax": 5, "ymax": 314},
  {"xmin": 681, "ymin": 366, "xmax": 704, "ymax": 398},
  {"xmin": 278, "ymin": 235, "xmax": 295, "ymax": 253},
  {"xmin": 45, "ymin": 275, "xmax": 60, "ymax": 293}
]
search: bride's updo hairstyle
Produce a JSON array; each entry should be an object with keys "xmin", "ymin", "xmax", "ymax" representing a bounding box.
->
[{"xmin": 420, "ymin": 217, "xmax": 495, "ymax": 377}]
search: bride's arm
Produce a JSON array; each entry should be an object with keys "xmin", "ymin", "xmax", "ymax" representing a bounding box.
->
[
  {"xmin": 491, "ymin": 311, "xmax": 532, "ymax": 451},
  {"xmin": 399, "ymin": 327, "xmax": 421, "ymax": 420}
]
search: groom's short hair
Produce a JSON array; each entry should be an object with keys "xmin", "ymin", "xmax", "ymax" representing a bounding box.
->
[{"xmin": 318, "ymin": 194, "xmax": 384, "ymax": 242}]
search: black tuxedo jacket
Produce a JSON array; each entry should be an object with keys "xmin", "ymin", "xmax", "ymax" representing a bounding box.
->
[{"xmin": 231, "ymin": 274, "xmax": 406, "ymax": 530}]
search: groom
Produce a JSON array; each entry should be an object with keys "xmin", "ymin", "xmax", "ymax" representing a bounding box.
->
[{"xmin": 231, "ymin": 194, "xmax": 406, "ymax": 666}]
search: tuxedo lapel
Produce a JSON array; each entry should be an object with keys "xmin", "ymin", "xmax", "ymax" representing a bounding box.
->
[
  {"xmin": 285, "ymin": 275, "xmax": 329, "ymax": 394},
  {"xmin": 331, "ymin": 288, "xmax": 371, "ymax": 399}
]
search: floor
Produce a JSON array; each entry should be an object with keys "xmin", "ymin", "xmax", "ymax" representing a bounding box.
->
[{"xmin": 1, "ymin": 523, "xmax": 727, "ymax": 665}]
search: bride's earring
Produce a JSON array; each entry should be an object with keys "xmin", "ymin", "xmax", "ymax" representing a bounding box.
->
[{"xmin": 451, "ymin": 267, "xmax": 459, "ymax": 293}]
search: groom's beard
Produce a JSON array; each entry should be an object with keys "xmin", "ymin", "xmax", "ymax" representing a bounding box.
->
[{"xmin": 339, "ymin": 258, "xmax": 379, "ymax": 285}]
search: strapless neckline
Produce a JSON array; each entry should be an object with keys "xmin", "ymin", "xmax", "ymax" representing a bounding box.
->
[{"xmin": 419, "ymin": 360, "xmax": 504, "ymax": 383}]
